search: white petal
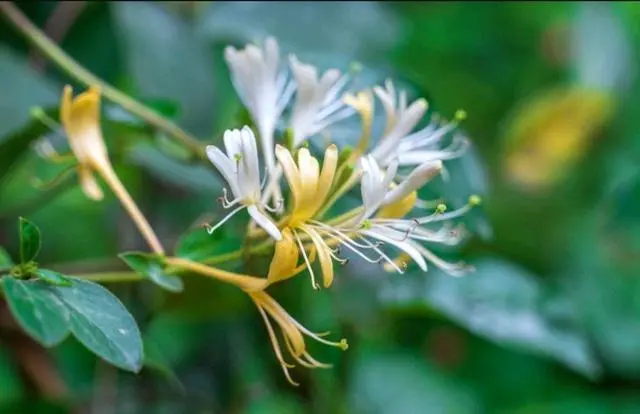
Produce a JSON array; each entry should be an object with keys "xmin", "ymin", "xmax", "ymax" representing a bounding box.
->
[
  {"xmin": 240, "ymin": 126, "xmax": 261, "ymax": 193},
  {"xmin": 247, "ymin": 205, "xmax": 282, "ymax": 241},
  {"xmin": 383, "ymin": 161, "xmax": 441, "ymax": 205},
  {"xmin": 206, "ymin": 145, "xmax": 241, "ymax": 197}
]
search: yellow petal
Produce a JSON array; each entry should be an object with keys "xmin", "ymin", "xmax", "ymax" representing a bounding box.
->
[
  {"xmin": 344, "ymin": 91, "xmax": 374, "ymax": 156},
  {"xmin": 255, "ymin": 291, "xmax": 306, "ymax": 356},
  {"xmin": 310, "ymin": 144, "xmax": 338, "ymax": 215},
  {"xmin": 275, "ymin": 144, "xmax": 302, "ymax": 204},
  {"xmin": 296, "ymin": 148, "xmax": 319, "ymax": 212},
  {"xmin": 267, "ymin": 228, "xmax": 300, "ymax": 285},
  {"xmin": 77, "ymin": 165, "xmax": 104, "ymax": 201},
  {"xmin": 304, "ymin": 227, "xmax": 334, "ymax": 288},
  {"xmin": 60, "ymin": 85, "xmax": 108, "ymax": 168},
  {"xmin": 376, "ymin": 189, "xmax": 417, "ymax": 219}
]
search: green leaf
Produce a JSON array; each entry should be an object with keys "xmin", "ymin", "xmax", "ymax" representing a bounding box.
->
[
  {"xmin": 349, "ymin": 347, "xmax": 479, "ymax": 414},
  {"xmin": 35, "ymin": 269, "xmax": 72, "ymax": 287},
  {"xmin": 379, "ymin": 257, "xmax": 601, "ymax": 379},
  {"xmin": 119, "ymin": 252, "xmax": 183, "ymax": 293},
  {"xmin": 52, "ymin": 278, "xmax": 143, "ymax": 372},
  {"xmin": 18, "ymin": 217, "xmax": 41, "ymax": 264},
  {"xmin": 176, "ymin": 226, "xmax": 241, "ymax": 263},
  {"xmin": 1, "ymin": 278, "xmax": 70, "ymax": 347},
  {"xmin": 111, "ymin": 2, "xmax": 216, "ymax": 136},
  {"xmin": 0, "ymin": 247, "xmax": 13, "ymax": 270}
]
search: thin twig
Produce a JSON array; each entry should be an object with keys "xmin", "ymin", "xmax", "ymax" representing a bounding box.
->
[{"xmin": 0, "ymin": 1, "xmax": 205, "ymax": 159}]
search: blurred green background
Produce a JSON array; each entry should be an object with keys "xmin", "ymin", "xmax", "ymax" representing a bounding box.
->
[{"xmin": 2, "ymin": 1, "xmax": 640, "ymax": 413}]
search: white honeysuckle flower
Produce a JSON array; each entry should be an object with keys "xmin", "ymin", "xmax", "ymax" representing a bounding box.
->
[
  {"xmin": 224, "ymin": 37, "xmax": 295, "ymax": 172},
  {"xmin": 288, "ymin": 55, "xmax": 354, "ymax": 147},
  {"xmin": 368, "ymin": 79, "xmax": 470, "ymax": 171},
  {"xmin": 304, "ymin": 155, "xmax": 474, "ymax": 277},
  {"xmin": 205, "ymin": 126, "xmax": 282, "ymax": 241}
]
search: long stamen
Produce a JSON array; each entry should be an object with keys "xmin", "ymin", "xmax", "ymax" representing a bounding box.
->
[
  {"xmin": 310, "ymin": 221, "xmax": 383, "ymax": 250},
  {"xmin": 220, "ymin": 188, "xmax": 243, "ymax": 208},
  {"xmin": 285, "ymin": 313, "xmax": 348, "ymax": 351},
  {"xmin": 284, "ymin": 336, "xmax": 332, "ymax": 369},
  {"xmin": 356, "ymin": 235, "xmax": 403, "ymax": 273},
  {"xmin": 255, "ymin": 304, "xmax": 298, "ymax": 386},
  {"xmin": 415, "ymin": 204, "xmax": 472, "ymax": 224},
  {"xmin": 204, "ymin": 205, "xmax": 247, "ymax": 235},
  {"xmin": 293, "ymin": 229, "xmax": 320, "ymax": 290},
  {"xmin": 315, "ymin": 227, "xmax": 384, "ymax": 264}
]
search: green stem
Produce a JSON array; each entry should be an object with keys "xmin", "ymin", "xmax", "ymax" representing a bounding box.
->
[
  {"xmin": 76, "ymin": 271, "xmax": 143, "ymax": 283},
  {"xmin": 0, "ymin": 2, "xmax": 205, "ymax": 160}
]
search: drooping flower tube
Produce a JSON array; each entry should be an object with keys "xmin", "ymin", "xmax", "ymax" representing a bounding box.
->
[
  {"xmin": 60, "ymin": 85, "xmax": 165, "ymax": 255},
  {"xmin": 205, "ymin": 126, "xmax": 282, "ymax": 241},
  {"xmin": 249, "ymin": 289, "xmax": 348, "ymax": 386}
]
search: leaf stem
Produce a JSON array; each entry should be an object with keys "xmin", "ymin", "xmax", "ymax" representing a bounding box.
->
[{"xmin": 0, "ymin": 1, "xmax": 205, "ymax": 160}]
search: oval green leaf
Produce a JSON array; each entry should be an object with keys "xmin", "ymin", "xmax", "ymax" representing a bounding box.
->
[
  {"xmin": 119, "ymin": 252, "xmax": 183, "ymax": 293},
  {"xmin": 52, "ymin": 278, "xmax": 143, "ymax": 373},
  {"xmin": 1, "ymin": 278, "xmax": 70, "ymax": 347},
  {"xmin": 18, "ymin": 217, "xmax": 41, "ymax": 264}
]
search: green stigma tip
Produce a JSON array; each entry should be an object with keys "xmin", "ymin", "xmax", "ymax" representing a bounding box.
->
[
  {"xmin": 362, "ymin": 219, "xmax": 372, "ymax": 230},
  {"xmin": 30, "ymin": 107, "xmax": 46, "ymax": 120},
  {"xmin": 349, "ymin": 61, "xmax": 363, "ymax": 73},
  {"xmin": 233, "ymin": 153, "xmax": 242, "ymax": 162},
  {"xmin": 339, "ymin": 339, "xmax": 349, "ymax": 351},
  {"xmin": 436, "ymin": 203, "xmax": 448, "ymax": 213},
  {"xmin": 455, "ymin": 109, "xmax": 467, "ymax": 121},
  {"xmin": 469, "ymin": 194, "xmax": 482, "ymax": 206},
  {"xmin": 302, "ymin": 141, "xmax": 309, "ymax": 148}
]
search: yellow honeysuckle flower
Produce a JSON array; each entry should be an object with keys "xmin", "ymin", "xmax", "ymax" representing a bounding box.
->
[
  {"xmin": 59, "ymin": 85, "xmax": 165, "ymax": 254},
  {"xmin": 60, "ymin": 85, "xmax": 110, "ymax": 201},
  {"xmin": 274, "ymin": 144, "xmax": 340, "ymax": 289},
  {"xmin": 249, "ymin": 289, "xmax": 348, "ymax": 386}
]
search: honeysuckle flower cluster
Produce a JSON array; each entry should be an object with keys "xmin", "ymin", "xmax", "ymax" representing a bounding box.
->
[
  {"xmin": 40, "ymin": 37, "xmax": 479, "ymax": 387},
  {"xmin": 204, "ymin": 37, "xmax": 479, "ymax": 381}
]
